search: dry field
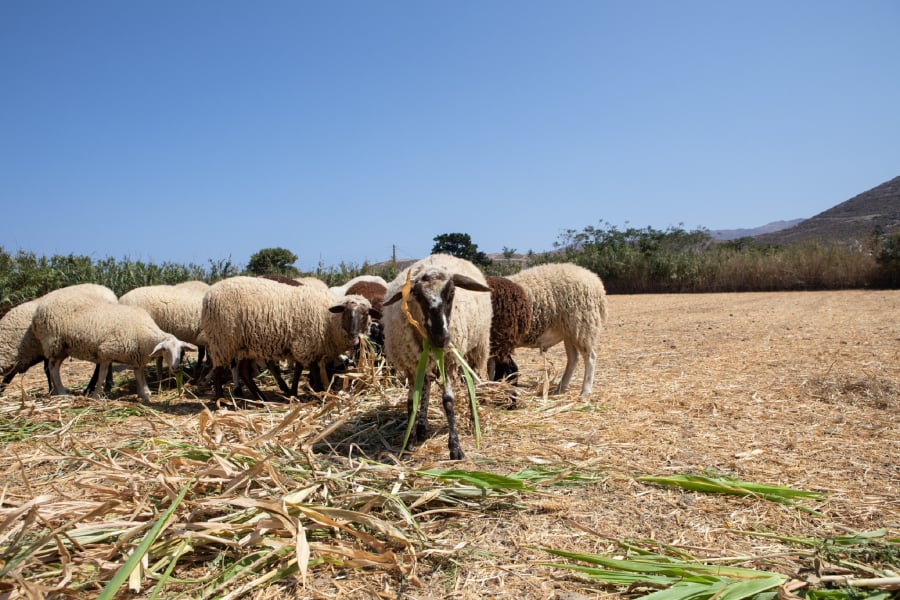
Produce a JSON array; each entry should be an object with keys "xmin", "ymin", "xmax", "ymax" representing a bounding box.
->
[{"xmin": 1, "ymin": 290, "xmax": 898, "ymax": 599}]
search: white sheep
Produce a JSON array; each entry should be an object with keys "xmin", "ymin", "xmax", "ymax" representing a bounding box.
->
[
  {"xmin": 174, "ymin": 280, "xmax": 210, "ymax": 294},
  {"xmin": 199, "ymin": 276, "xmax": 380, "ymax": 400},
  {"xmin": 27, "ymin": 284, "xmax": 119, "ymax": 395},
  {"xmin": 381, "ymin": 254, "xmax": 492, "ymax": 460},
  {"xmin": 119, "ymin": 284, "xmax": 207, "ymax": 373},
  {"xmin": 329, "ymin": 275, "xmax": 388, "ymax": 298},
  {"xmin": 294, "ymin": 276, "xmax": 329, "ymax": 290},
  {"xmin": 0, "ymin": 300, "xmax": 48, "ymax": 393},
  {"xmin": 508, "ymin": 263, "xmax": 608, "ymax": 398},
  {"xmin": 32, "ymin": 291, "xmax": 195, "ymax": 402}
]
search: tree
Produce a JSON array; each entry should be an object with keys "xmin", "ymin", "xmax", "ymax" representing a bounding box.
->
[
  {"xmin": 246, "ymin": 247, "xmax": 300, "ymax": 276},
  {"xmin": 431, "ymin": 233, "xmax": 492, "ymax": 268}
]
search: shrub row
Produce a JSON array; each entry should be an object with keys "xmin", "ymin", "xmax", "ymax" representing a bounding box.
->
[{"xmin": 2, "ymin": 225, "xmax": 898, "ymax": 317}]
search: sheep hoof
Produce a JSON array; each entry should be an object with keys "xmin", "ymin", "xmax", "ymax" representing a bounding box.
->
[{"xmin": 449, "ymin": 446, "xmax": 465, "ymax": 461}]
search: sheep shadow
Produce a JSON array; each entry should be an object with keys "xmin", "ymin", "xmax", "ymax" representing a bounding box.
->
[{"xmin": 309, "ymin": 403, "xmax": 408, "ymax": 461}]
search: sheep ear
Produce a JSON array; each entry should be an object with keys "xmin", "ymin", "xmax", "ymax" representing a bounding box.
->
[
  {"xmin": 451, "ymin": 274, "xmax": 491, "ymax": 293},
  {"xmin": 150, "ymin": 340, "xmax": 169, "ymax": 359},
  {"xmin": 383, "ymin": 290, "xmax": 403, "ymax": 306},
  {"xmin": 181, "ymin": 342, "xmax": 198, "ymax": 353},
  {"xmin": 368, "ymin": 308, "xmax": 382, "ymax": 320},
  {"xmin": 329, "ymin": 304, "xmax": 347, "ymax": 314}
]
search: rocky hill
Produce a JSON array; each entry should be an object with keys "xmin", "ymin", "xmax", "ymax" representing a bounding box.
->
[
  {"xmin": 753, "ymin": 175, "xmax": 900, "ymax": 246},
  {"xmin": 711, "ymin": 219, "xmax": 805, "ymax": 241}
]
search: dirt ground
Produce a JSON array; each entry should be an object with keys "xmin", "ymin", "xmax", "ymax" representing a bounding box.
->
[{"xmin": 1, "ymin": 290, "xmax": 898, "ymax": 599}]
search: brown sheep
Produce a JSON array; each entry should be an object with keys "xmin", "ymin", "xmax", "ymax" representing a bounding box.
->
[{"xmin": 485, "ymin": 276, "xmax": 533, "ymax": 389}]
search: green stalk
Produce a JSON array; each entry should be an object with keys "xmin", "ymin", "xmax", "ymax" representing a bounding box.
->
[
  {"xmin": 637, "ymin": 472, "xmax": 825, "ymax": 515},
  {"xmin": 449, "ymin": 345, "xmax": 481, "ymax": 448},
  {"xmin": 147, "ymin": 538, "xmax": 191, "ymax": 600},
  {"xmin": 400, "ymin": 338, "xmax": 431, "ymax": 456},
  {"xmin": 400, "ymin": 340, "xmax": 483, "ymax": 455}
]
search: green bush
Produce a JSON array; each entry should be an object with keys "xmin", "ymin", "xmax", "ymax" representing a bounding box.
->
[{"xmin": 1, "ymin": 225, "xmax": 896, "ymax": 319}]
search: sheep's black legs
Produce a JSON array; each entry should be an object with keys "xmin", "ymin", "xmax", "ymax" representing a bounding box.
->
[
  {"xmin": 266, "ymin": 360, "xmax": 294, "ymax": 396},
  {"xmin": 238, "ymin": 360, "xmax": 266, "ymax": 401},
  {"xmin": 289, "ymin": 362, "xmax": 302, "ymax": 396},
  {"xmin": 84, "ymin": 363, "xmax": 114, "ymax": 395},
  {"xmin": 404, "ymin": 381, "xmax": 431, "ymax": 452},
  {"xmin": 442, "ymin": 386, "xmax": 464, "ymax": 460},
  {"xmin": 211, "ymin": 365, "xmax": 228, "ymax": 400}
]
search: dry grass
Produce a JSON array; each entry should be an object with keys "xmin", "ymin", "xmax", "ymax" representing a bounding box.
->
[{"xmin": 1, "ymin": 290, "xmax": 898, "ymax": 599}]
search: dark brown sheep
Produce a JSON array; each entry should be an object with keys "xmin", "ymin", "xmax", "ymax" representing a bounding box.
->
[
  {"xmin": 485, "ymin": 275, "xmax": 533, "ymax": 386},
  {"xmin": 344, "ymin": 280, "xmax": 387, "ymax": 314}
]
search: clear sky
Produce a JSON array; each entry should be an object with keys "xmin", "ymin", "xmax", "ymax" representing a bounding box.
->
[{"xmin": 2, "ymin": 1, "xmax": 899, "ymax": 271}]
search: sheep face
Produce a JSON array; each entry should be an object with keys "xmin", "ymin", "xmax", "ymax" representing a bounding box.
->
[
  {"xmin": 150, "ymin": 337, "xmax": 197, "ymax": 372},
  {"xmin": 328, "ymin": 298, "xmax": 381, "ymax": 348},
  {"xmin": 385, "ymin": 268, "xmax": 491, "ymax": 350}
]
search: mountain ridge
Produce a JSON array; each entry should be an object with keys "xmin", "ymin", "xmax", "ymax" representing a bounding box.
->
[
  {"xmin": 711, "ymin": 219, "xmax": 806, "ymax": 241},
  {"xmin": 753, "ymin": 175, "xmax": 900, "ymax": 246}
]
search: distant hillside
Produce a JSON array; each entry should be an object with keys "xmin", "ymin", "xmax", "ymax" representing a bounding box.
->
[
  {"xmin": 754, "ymin": 175, "xmax": 900, "ymax": 246},
  {"xmin": 711, "ymin": 219, "xmax": 805, "ymax": 241}
]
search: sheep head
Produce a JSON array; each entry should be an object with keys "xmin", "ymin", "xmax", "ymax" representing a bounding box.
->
[
  {"xmin": 150, "ymin": 337, "xmax": 197, "ymax": 371},
  {"xmin": 329, "ymin": 295, "xmax": 381, "ymax": 348},
  {"xmin": 384, "ymin": 267, "xmax": 490, "ymax": 349}
]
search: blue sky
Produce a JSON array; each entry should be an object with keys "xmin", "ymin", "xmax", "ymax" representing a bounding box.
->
[{"xmin": 2, "ymin": 1, "xmax": 898, "ymax": 271}]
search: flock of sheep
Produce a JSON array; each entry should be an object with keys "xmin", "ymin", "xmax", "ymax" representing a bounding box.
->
[{"xmin": 0, "ymin": 254, "xmax": 608, "ymax": 459}]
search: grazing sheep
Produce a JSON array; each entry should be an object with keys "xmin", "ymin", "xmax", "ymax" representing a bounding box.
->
[
  {"xmin": 294, "ymin": 276, "xmax": 329, "ymax": 290},
  {"xmin": 329, "ymin": 275, "xmax": 388, "ymax": 298},
  {"xmin": 0, "ymin": 300, "xmax": 48, "ymax": 393},
  {"xmin": 32, "ymin": 300, "xmax": 195, "ymax": 402},
  {"xmin": 174, "ymin": 280, "xmax": 210, "ymax": 294},
  {"xmin": 381, "ymin": 254, "xmax": 492, "ymax": 460},
  {"xmin": 484, "ymin": 276, "xmax": 533, "ymax": 388},
  {"xmin": 30, "ymin": 284, "xmax": 119, "ymax": 395},
  {"xmin": 200, "ymin": 276, "xmax": 380, "ymax": 400},
  {"xmin": 345, "ymin": 279, "xmax": 388, "ymax": 352},
  {"xmin": 259, "ymin": 273, "xmax": 302, "ymax": 286},
  {"xmin": 253, "ymin": 273, "xmax": 357, "ymax": 395},
  {"xmin": 508, "ymin": 263, "xmax": 608, "ymax": 398},
  {"xmin": 119, "ymin": 284, "xmax": 207, "ymax": 373}
]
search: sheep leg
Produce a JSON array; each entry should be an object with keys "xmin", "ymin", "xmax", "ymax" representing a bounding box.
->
[
  {"xmin": 441, "ymin": 384, "xmax": 465, "ymax": 460},
  {"xmin": 289, "ymin": 362, "xmax": 302, "ymax": 397},
  {"xmin": 91, "ymin": 362, "xmax": 110, "ymax": 399},
  {"xmin": 195, "ymin": 346, "xmax": 208, "ymax": 375},
  {"xmin": 84, "ymin": 363, "xmax": 100, "ymax": 395},
  {"xmin": 43, "ymin": 358, "xmax": 51, "ymax": 392},
  {"xmin": 557, "ymin": 339, "xmax": 581, "ymax": 394},
  {"xmin": 266, "ymin": 360, "xmax": 293, "ymax": 396},
  {"xmin": 47, "ymin": 357, "xmax": 67, "ymax": 396},
  {"xmin": 230, "ymin": 359, "xmax": 243, "ymax": 395},
  {"xmin": 133, "ymin": 366, "xmax": 152, "ymax": 402},
  {"xmin": 580, "ymin": 347, "xmax": 596, "ymax": 398},
  {"xmin": 404, "ymin": 380, "xmax": 431, "ymax": 452},
  {"xmin": 238, "ymin": 359, "xmax": 267, "ymax": 401},
  {"xmin": 211, "ymin": 365, "xmax": 228, "ymax": 400},
  {"xmin": 306, "ymin": 361, "xmax": 332, "ymax": 393},
  {"xmin": 83, "ymin": 362, "xmax": 116, "ymax": 395}
]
